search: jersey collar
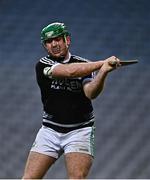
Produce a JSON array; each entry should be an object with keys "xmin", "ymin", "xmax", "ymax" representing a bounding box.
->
[
  {"xmin": 62, "ymin": 52, "xmax": 71, "ymax": 63},
  {"xmin": 47, "ymin": 52, "xmax": 71, "ymax": 63}
]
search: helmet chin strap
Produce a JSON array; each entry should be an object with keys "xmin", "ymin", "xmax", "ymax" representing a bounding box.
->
[{"xmin": 64, "ymin": 35, "xmax": 69, "ymax": 48}]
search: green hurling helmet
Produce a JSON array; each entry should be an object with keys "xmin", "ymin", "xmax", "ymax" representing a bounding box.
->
[{"xmin": 41, "ymin": 22, "xmax": 70, "ymax": 42}]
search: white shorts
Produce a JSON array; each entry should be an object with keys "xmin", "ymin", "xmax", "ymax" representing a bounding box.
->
[{"xmin": 30, "ymin": 125, "xmax": 95, "ymax": 159}]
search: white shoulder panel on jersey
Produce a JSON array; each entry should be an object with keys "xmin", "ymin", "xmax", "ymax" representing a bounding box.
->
[
  {"xmin": 40, "ymin": 57, "xmax": 54, "ymax": 65},
  {"xmin": 73, "ymin": 55, "xmax": 90, "ymax": 63}
]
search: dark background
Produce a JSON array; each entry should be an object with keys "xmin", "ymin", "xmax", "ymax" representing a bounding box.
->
[{"xmin": 0, "ymin": 0, "xmax": 150, "ymax": 178}]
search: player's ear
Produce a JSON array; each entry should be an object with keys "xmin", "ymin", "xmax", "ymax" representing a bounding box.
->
[{"xmin": 66, "ymin": 36, "xmax": 71, "ymax": 46}]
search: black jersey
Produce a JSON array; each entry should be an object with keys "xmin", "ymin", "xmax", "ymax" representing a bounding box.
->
[{"xmin": 35, "ymin": 54, "xmax": 95, "ymax": 132}]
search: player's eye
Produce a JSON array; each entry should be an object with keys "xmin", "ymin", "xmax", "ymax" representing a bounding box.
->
[
  {"xmin": 45, "ymin": 37, "xmax": 62, "ymax": 44},
  {"xmin": 45, "ymin": 39, "xmax": 53, "ymax": 44},
  {"xmin": 55, "ymin": 37, "xmax": 62, "ymax": 41}
]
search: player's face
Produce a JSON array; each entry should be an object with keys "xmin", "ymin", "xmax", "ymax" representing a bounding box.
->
[{"xmin": 44, "ymin": 36, "xmax": 70, "ymax": 59}]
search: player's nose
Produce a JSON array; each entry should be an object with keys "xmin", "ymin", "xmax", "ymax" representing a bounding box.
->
[{"xmin": 51, "ymin": 39, "xmax": 58, "ymax": 46}]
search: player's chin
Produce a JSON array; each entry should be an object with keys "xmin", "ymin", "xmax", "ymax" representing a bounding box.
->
[
  {"xmin": 54, "ymin": 54, "xmax": 60, "ymax": 57},
  {"xmin": 51, "ymin": 52, "xmax": 62, "ymax": 58},
  {"xmin": 53, "ymin": 51, "xmax": 67, "ymax": 58}
]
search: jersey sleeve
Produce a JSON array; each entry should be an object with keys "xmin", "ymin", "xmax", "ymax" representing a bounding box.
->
[
  {"xmin": 38, "ymin": 57, "xmax": 60, "ymax": 78},
  {"xmin": 82, "ymin": 71, "xmax": 96, "ymax": 85},
  {"xmin": 43, "ymin": 63, "xmax": 60, "ymax": 78}
]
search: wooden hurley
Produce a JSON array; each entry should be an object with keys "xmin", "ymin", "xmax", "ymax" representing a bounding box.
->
[{"xmin": 110, "ymin": 60, "xmax": 138, "ymax": 66}]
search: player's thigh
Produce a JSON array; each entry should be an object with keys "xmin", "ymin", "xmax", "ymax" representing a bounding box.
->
[
  {"xmin": 22, "ymin": 151, "xmax": 56, "ymax": 179},
  {"xmin": 65, "ymin": 152, "xmax": 93, "ymax": 179}
]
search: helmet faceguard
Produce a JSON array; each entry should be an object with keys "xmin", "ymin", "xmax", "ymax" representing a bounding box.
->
[{"xmin": 41, "ymin": 22, "xmax": 70, "ymax": 43}]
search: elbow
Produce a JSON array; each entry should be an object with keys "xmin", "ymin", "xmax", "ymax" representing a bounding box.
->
[
  {"xmin": 84, "ymin": 83, "xmax": 103, "ymax": 100},
  {"xmin": 85, "ymin": 89, "xmax": 103, "ymax": 100},
  {"xmin": 90, "ymin": 95, "xmax": 97, "ymax": 100},
  {"xmin": 85, "ymin": 93, "xmax": 98, "ymax": 100}
]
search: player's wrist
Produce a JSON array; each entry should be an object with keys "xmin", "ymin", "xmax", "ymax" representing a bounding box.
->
[{"xmin": 100, "ymin": 67, "xmax": 110, "ymax": 75}]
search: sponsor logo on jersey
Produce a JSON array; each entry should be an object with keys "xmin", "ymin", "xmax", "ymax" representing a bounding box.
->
[{"xmin": 51, "ymin": 79, "xmax": 82, "ymax": 92}]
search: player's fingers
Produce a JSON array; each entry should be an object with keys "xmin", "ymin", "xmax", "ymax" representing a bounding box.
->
[
  {"xmin": 109, "ymin": 57, "xmax": 121, "ymax": 68},
  {"xmin": 115, "ymin": 57, "xmax": 121, "ymax": 67}
]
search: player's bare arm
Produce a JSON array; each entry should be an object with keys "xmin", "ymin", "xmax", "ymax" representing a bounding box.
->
[
  {"xmin": 44, "ymin": 60, "xmax": 104, "ymax": 78},
  {"xmin": 83, "ymin": 56, "xmax": 121, "ymax": 99},
  {"xmin": 43, "ymin": 54, "xmax": 122, "ymax": 79}
]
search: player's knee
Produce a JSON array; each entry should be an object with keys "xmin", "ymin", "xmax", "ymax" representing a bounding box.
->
[
  {"xmin": 22, "ymin": 173, "xmax": 43, "ymax": 179},
  {"xmin": 22, "ymin": 175, "xmax": 34, "ymax": 180},
  {"xmin": 68, "ymin": 170, "xmax": 88, "ymax": 179}
]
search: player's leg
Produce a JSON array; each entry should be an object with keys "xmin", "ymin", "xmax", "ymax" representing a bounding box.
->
[
  {"xmin": 63, "ymin": 126, "xmax": 95, "ymax": 179},
  {"xmin": 22, "ymin": 151, "xmax": 56, "ymax": 179},
  {"xmin": 22, "ymin": 126, "xmax": 61, "ymax": 179},
  {"xmin": 65, "ymin": 152, "xmax": 93, "ymax": 179}
]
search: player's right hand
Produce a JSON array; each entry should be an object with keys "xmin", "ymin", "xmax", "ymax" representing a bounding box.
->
[{"xmin": 100, "ymin": 56, "xmax": 121, "ymax": 72}]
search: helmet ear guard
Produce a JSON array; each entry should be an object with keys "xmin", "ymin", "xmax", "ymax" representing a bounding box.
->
[
  {"xmin": 41, "ymin": 22, "xmax": 70, "ymax": 43},
  {"xmin": 63, "ymin": 35, "xmax": 71, "ymax": 48}
]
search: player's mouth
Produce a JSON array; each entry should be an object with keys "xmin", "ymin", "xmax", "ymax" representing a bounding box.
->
[{"xmin": 51, "ymin": 47, "xmax": 61, "ymax": 54}]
